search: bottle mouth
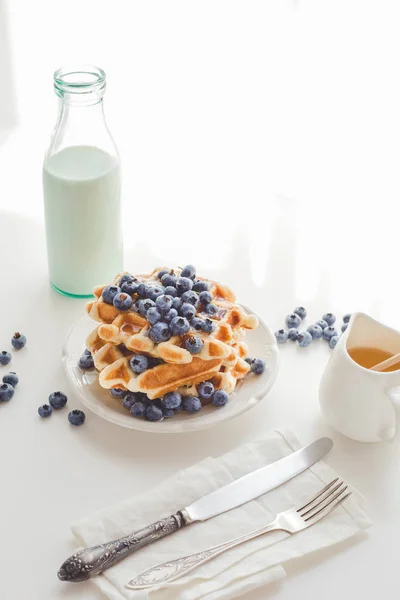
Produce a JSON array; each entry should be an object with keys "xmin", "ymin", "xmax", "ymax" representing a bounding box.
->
[{"xmin": 54, "ymin": 65, "xmax": 106, "ymax": 101}]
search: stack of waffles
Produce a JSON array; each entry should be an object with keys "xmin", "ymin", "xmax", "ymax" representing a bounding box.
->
[{"xmin": 84, "ymin": 267, "xmax": 259, "ymax": 403}]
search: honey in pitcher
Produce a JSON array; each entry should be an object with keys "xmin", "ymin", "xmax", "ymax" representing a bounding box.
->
[{"xmin": 348, "ymin": 347, "xmax": 400, "ymax": 372}]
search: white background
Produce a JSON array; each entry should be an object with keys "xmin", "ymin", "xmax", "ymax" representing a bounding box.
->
[{"xmin": 0, "ymin": 1, "xmax": 399, "ymax": 599}]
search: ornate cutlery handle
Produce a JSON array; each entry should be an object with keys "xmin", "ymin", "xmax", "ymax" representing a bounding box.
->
[
  {"xmin": 58, "ymin": 511, "xmax": 187, "ymax": 582},
  {"xmin": 126, "ymin": 520, "xmax": 279, "ymax": 589}
]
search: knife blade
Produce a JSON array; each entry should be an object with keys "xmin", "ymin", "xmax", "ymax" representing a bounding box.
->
[{"xmin": 58, "ymin": 437, "xmax": 332, "ymax": 582}]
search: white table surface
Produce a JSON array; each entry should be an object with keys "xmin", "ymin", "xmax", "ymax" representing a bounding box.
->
[{"xmin": 1, "ymin": 2, "xmax": 400, "ymax": 598}]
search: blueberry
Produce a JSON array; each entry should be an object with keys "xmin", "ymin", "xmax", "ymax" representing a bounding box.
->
[
  {"xmin": 0, "ymin": 383, "xmax": 14, "ymax": 402},
  {"xmin": 68, "ymin": 409, "xmax": 86, "ymax": 426},
  {"xmin": 149, "ymin": 322, "xmax": 171, "ymax": 343},
  {"xmin": 183, "ymin": 396, "xmax": 202, "ymax": 413},
  {"xmin": 297, "ymin": 331, "xmax": 312, "ymax": 347},
  {"xmin": 49, "ymin": 391, "xmax": 68, "ymax": 409},
  {"xmin": 78, "ymin": 352, "xmax": 95, "ymax": 370},
  {"xmin": 343, "ymin": 313, "xmax": 352, "ymax": 324},
  {"xmin": 130, "ymin": 401, "xmax": 147, "ymax": 418},
  {"xmin": 0, "ymin": 351, "xmax": 11, "ymax": 365},
  {"xmin": 179, "ymin": 303, "xmax": 196, "ymax": 320},
  {"xmin": 293, "ymin": 306, "xmax": 307, "ymax": 320},
  {"xmin": 172, "ymin": 297, "xmax": 182, "ymax": 311},
  {"xmin": 123, "ymin": 394, "xmax": 137, "ymax": 409},
  {"xmin": 2, "ymin": 372, "xmax": 18, "ymax": 387},
  {"xmin": 275, "ymin": 329, "xmax": 288, "ymax": 343},
  {"xmin": 307, "ymin": 324, "xmax": 323, "ymax": 340},
  {"xmin": 161, "ymin": 273, "xmax": 177, "ymax": 288},
  {"xmin": 38, "ymin": 404, "xmax": 52, "ymax": 418},
  {"xmin": 102, "ymin": 285, "xmax": 121, "ymax": 305},
  {"xmin": 323, "ymin": 326, "xmax": 338, "ymax": 341},
  {"xmin": 118, "ymin": 274, "xmax": 135, "ymax": 287},
  {"xmin": 181, "ymin": 264, "xmax": 196, "ymax": 279},
  {"xmin": 113, "ymin": 292, "xmax": 133, "ymax": 312},
  {"xmin": 162, "ymin": 391, "xmax": 182, "ymax": 410},
  {"xmin": 329, "ymin": 335, "xmax": 339, "ymax": 349},
  {"xmin": 287, "ymin": 328, "xmax": 299, "ymax": 341},
  {"xmin": 176, "ymin": 277, "xmax": 193, "ymax": 294},
  {"xmin": 146, "ymin": 404, "xmax": 164, "ymax": 421},
  {"xmin": 341, "ymin": 323, "xmax": 348, "ymax": 333},
  {"xmin": 147, "ymin": 286, "xmax": 165, "ymax": 301},
  {"xmin": 191, "ymin": 317, "xmax": 204, "ymax": 331},
  {"xmin": 110, "ymin": 388, "xmax": 126, "ymax": 399},
  {"xmin": 147, "ymin": 306, "xmax": 162, "ymax": 325},
  {"xmin": 244, "ymin": 357, "xmax": 254, "ymax": 366},
  {"xmin": 138, "ymin": 298, "xmax": 155, "ymax": 316},
  {"xmin": 185, "ymin": 336, "xmax": 203, "ymax": 354},
  {"xmin": 322, "ymin": 313, "xmax": 336, "ymax": 326},
  {"xmin": 201, "ymin": 319, "xmax": 215, "ymax": 333},
  {"xmin": 170, "ymin": 317, "xmax": 190, "ymax": 336},
  {"xmin": 137, "ymin": 283, "xmax": 149, "ymax": 298},
  {"xmin": 164, "ymin": 286, "xmax": 178, "ymax": 297},
  {"xmin": 163, "ymin": 408, "xmax": 176, "ymax": 418},
  {"xmin": 157, "ymin": 268, "xmax": 170, "ymax": 280},
  {"xmin": 132, "ymin": 299, "xmax": 142, "ymax": 313},
  {"xmin": 212, "ymin": 390, "xmax": 229, "ymax": 407},
  {"xmin": 164, "ymin": 308, "xmax": 178, "ymax": 324},
  {"xmin": 122, "ymin": 280, "xmax": 139, "ymax": 295},
  {"xmin": 197, "ymin": 381, "xmax": 214, "ymax": 400},
  {"xmin": 251, "ymin": 359, "xmax": 266, "ymax": 374},
  {"xmin": 129, "ymin": 354, "xmax": 149, "ymax": 374},
  {"xmin": 156, "ymin": 294, "xmax": 173, "ymax": 314},
  {"xmin": 316, "ymin": 319, "xmax": 328, "ymax": 330},
  {"xmin": 11, "ymin": 332, "xmax": 27, "ymax": 350},
  {"xmin": 205, "ymin": 303, "xmax": 218, "ymax": 316},
  {"xmin": 285, "ymin": 314, "xmax": 301, "ymax": 329},
  {"xmin": 199, "ymin": 291, "xmax": 213, "ymax": 305},
  {"xmin": 192, "ymin": 280, "xmax": 209, "ymax": 293},
  {"xmin": 181, "ymin": 290, "xmax": 199, "ymax": 308}
]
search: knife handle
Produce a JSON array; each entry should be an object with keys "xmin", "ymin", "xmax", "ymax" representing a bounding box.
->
[{"xmin": 58, "ymin": 511, "xmax": 188, "ymax": 582}]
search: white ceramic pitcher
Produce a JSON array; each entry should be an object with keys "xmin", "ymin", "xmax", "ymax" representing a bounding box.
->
[{"xmin": 319, "ymin": 312, "xmax": 400, "ymax": 442}]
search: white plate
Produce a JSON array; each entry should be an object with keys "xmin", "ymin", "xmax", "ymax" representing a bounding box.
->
[{"xmin": 62, "ymin": 307, "xmax": 279, "ymax": 433}]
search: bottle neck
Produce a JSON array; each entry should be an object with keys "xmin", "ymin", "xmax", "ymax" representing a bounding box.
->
[{"xmin": 57, "ymin": 97, "xmax": 106, "ymax": 130}]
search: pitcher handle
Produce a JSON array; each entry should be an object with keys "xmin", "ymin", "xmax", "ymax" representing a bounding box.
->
[{"xmin": 386, "ymin": 388, "xmax": 400, "ymax": 443}]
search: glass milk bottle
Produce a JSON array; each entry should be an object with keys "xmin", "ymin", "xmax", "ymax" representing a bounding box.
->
[{"xmin": 43, "ymin": 65, "xmax": 123, "ymax": 297}]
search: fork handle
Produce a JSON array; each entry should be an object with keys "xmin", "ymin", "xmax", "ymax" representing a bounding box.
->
[{"xmin": 126, "ymin": 519, "xmax": 280, "ymax": 590}]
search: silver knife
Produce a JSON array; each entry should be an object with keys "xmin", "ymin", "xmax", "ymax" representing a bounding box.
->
[{"xmin": 58, "ymin": 437, "xmax": 332, "ymax": 582}]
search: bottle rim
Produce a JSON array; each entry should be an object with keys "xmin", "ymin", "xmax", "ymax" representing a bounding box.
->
[{"xmin": 54, "ymin": 65, "xmax": 106, "ymax": 98}]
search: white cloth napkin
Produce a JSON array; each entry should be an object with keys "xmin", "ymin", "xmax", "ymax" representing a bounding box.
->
[{"xmin": 72, "ymin": 429, "xmax": 371, "ymax": 599}]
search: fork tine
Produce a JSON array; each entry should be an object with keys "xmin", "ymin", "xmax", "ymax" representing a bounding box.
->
[
  {"xmin": 304, "ymin": 489, "xmax": 351, "ymax": 522},
  {"xmin": 296, "ymin": 478, "xmax": 339, "ymax": 513},
  {"xmin": 300, "ymin": 482, "xmax": 347, "ymax": 518}
]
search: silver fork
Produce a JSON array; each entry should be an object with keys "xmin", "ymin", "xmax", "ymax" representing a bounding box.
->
[{"xmin": 126, "ymin": 478, "xmax": 351, "ymax": 590}]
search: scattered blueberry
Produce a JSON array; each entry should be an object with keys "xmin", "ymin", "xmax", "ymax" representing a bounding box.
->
[
  {"xmin": 181, "ymin": 290, "xmax": 199, "ymax": 307},
  {"xmin": 343, "ymin": 313, "xmax": 352, "ymax": 324},
  {"xmin": 118, "ymin": 274, "xmax": 135, "ymax": 287},
  {"xmin": 147, "ymin": 306, "xmax": 162, "ymax": 325},
  {"xmin": 161, "ymin": 273, "xmax": 177, "ymax": 288},
  {"xmin": 2, "ymin": 372, "xmax": 18, "ymax": 387},
  {"xmin": 0, "ymin": 383, "xmax": 14, "ymax": 402},
  {"xmin": 78, "ymin": 352, "xmax": 95, "ymax": 370},
  {"xmin": 181, "ymin": 265, "xmax": 196, "ymax": 279},
  {"xmin": 170, "ymin": 317, "xmax": 190, "ymax": 336},
  {"xmin": 297, "ymin": 331, "xmax": 313, "ymax": 347},
  {"xmin": 164, "ymin": 286, "xmax": 178, "ymax": 297},
  {"xmin": 205, "ymin": 303, "xmax": 218, "ymax": 316},
  {"xmin": 113, "ymin": 292, "xmax": 133, "ymax": 312},
  {"xmin": 197, "ymin": 381, "xmax": 214, "ymax": 400},
  {"xmin": 38, "ymin": 404, "xmax": 52, "ymax": 418},
  {"xmin": 68, "ymin": 409, "xmax": 86, "ymax": 426},
  {"xmin": 251, "ymin": 358, "xmax": 266, "ymax": 374},
  {"xmin": 192, "ymin": 280, "xmax": 209, "ymax": 293},
  {"xmin": 212, "ymin": 390, "xmax": 229, "ymax": 407},
  {"xmin": 329, "ymin": 335, "xmax": 339, "ymax": 349},
  {"xmin": 149, "ymin": 322, "xmax": 171, "ymax": 343},
  {"xmin": 164, "ymin": 308, "xmax": 178, "ymax": 324},
  {"xmin": 123, "ymin": 394, "xmax": 137, "ymax": 409},
  {"xmin": 183, "ymin": 396, "xmax": 202, "ymax": 412},
  {"xmin": 323, "ymin": 326, "xmax": 338, "ymax": 341},
  {"xmin": 11, "ymin": 332, "xmax": 27, "ymax": 350},
  {"xmin": 110, "ymin": 388, "xmax": 126, "ymax": 399},
  {"xmin": 49, "ymin": 391, "xmax": 68, "ymax": 409},
  {"xmin": 162, "ymin": 391, "xmax": 182, "ymax": 410},
  {"xmin": 199, "ymin": 290, "xmax": 213, "ymax": 305},
  {"xmin": 146, "ymin": 404, "xmax": 164, "ymax": 421},
  {"xmin": 157, "ymin": 268, "xmax": 170, "ymax": 280},
  {"xmin": 0, "ymin": 351, "xmax": 11, "ymax": 366},
  {"xmin": 156, "ymin": 294, "xmax": 174, "ymax": 314},
  {"xmin": 322, "ymin": 313, "xmax": 336, "ymax": 326},
  {"xmin": 201, "ymin": 318, "xmax": 215, "ymax": 333},
  {"xmin": 138, "ymin": 298, "xmax": 155, "ymax": 316},
  {"xmin": 179, "ymin": 303, "xmax": 196, "ymax": 320},
  {"xmin": 129, "ymin": 354, "xmax": 149, "ymax": 374},
  {"xmin": 316, "ymin": 319, "xmax": 328, "ymax": 330},
  {"xmin": 307, "ymin": 324, "xmax": 323, "ymax": 340},
  {"xmin": 191, "ymin": 317, "xmax": 204, "ymax": 331},
  {"xmin": 176, "ymin": 277, "xmax": 193, "ymax": 294},
  {"xmin": 102, "ymin": 285, "xmax": 121, "ymax": 305},
  {"xmin": 163, "ymin": 408, "xmax": 176, "ymax": 418},
  {"xmin": 121, "ymin": 280, "xmax": 138, "ymax": 295},
  {"xmin": 275, "ymin": 329, "xmax": 288, "ymax": 343},
  {"xmin": 172, "ymin": 297, "xmax": 182, "ymax": 311},
  {"xmin": 341, "ymin": 323, "xmax": 348, "ymax": 333},
  {"xmin": 285, "ymin": 313, "xmax": 302, "ymax": 329},
  {"xmin": 147, "ymin": 286, "xmax": 165, "ymax": 301},
  {"xmin": 130, "ymin": 401, "xmax": 147, "ymax": 418},
  {"xmin": 288, "ymin": 328, "xmax": 299, "ymax": 341},
  {"xmin": 185, "ymin": 336, "xmax": 203, "ymax": 354},
  {"xmin": 293, "ymin": 306, "xmax": 307, "ymax": 320}
]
